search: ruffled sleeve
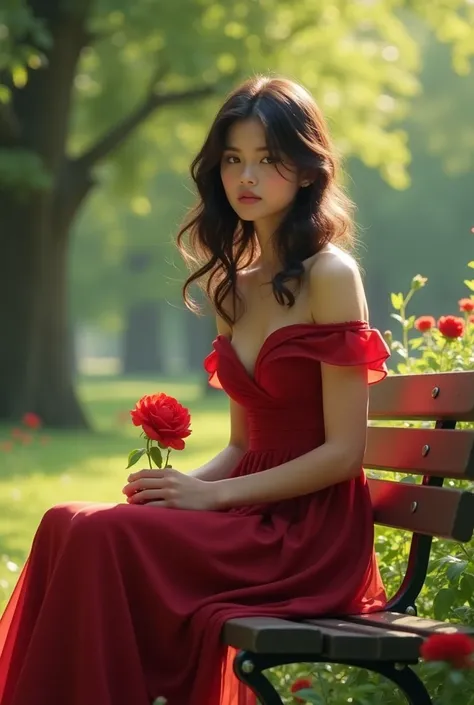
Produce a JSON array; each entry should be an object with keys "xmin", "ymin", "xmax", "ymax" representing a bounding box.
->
[
  {"xmin": 203, "ymin": 349, "xmax": 223, "ymax": 389},
  {"xmin": 291, "ymin": 321, "xmax": 390, "ymax": 385},
  {"xmin": 202, "ymin": 321, "xmax": 390, "ymax": 389}
]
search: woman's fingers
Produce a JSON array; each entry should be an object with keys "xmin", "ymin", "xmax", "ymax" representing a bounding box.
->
[
  {"xmin": 127, "ymin": 468, "xmax": 170, "ymax": 482},
  {"xmin": 122, "ymin": 477, "xmax": 165, "ymax": 497},
  {"xmin": 126, "ymin": 488, "xmax": 169, "ymax": 504}
]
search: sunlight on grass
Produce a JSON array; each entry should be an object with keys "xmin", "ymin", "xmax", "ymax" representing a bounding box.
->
[{"xmin": 0, "ymin": 376, "xmax": 229, "ymax": 610}]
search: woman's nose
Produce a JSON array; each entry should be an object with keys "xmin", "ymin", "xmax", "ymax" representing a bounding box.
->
[{"xmin": 240, "ymin": 167, "xmax": 257, "ymax": 185}]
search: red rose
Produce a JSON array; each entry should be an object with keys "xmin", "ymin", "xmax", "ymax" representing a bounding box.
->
[
  {"xmin": 437, "ymin": 315, "xmax": 465, "ymax": 339},
  {"xmin": 415, "ymin": 316, "xmax": 436, "ymax": 333},
  {"xmin": 459, "ymin": 298, "xmax": 474, "ymax": 313},
  {"xmin": 22, "ymin": 412, "xmax": 41, "ymax": 429},
  {"xmin": 130, "ymin": 393, "xmax": 191, "ymax": 451},
  {"xmin": 290, "ymin": 678, "xmax": 312, "ymax": 703},
  {"xmin": 421, "ymin": 633, "xmax": 474, "ymax": 669}
]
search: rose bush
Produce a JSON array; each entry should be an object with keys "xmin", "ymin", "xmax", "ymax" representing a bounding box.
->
[{"xmin": 420, "ymin": 633, "xmax": 474, "ymax": 704}]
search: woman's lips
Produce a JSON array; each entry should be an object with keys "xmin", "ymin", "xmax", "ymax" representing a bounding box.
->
[{"xmin": 237, "ymin": 196, "xmax": 262, "ymax": 204}]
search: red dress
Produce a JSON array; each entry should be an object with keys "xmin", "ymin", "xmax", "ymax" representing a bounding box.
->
[{"xmin": 0, "ymin": 321, "xmax": 390, "ymax": 705}]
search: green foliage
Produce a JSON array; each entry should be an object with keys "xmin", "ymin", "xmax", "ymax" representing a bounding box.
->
[
  {"xmin": 0, "ymin": 1, "xmax": 53, "ymax": 191},
  {"xmin": 149, "ymin": 445, "xmax": 163, "ymax": 469},
  {"xmin": 386, "ymin": 263, "xmax": 474, "ymax": 373},
  {"xmin": 0, "ymin": 0, "xmax": 51, "ymax": 87},
  {"xmin": 0, "ymin": 148, "xmax": 51, "ymax": 192},
  {"xmin": 126, "ymin": 447, "xmax": 146, "ymax": 468}
]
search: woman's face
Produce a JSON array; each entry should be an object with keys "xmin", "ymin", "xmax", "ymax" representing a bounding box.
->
[{"xmin": 220, "ymin": 118, "xmax": 302, "ymax": 225}]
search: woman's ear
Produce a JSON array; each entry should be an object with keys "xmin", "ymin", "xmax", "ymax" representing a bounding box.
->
[{"xmin": 299, "ymin": 170, "xmax": 314, "ymax": 188}]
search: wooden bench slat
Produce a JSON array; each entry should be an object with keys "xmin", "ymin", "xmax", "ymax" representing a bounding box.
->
[
  {"xmin": 222, "ymin": 617, "xmax": 323, "ymax": 653},
  {"xmin": 223, "ymin": 616, "xmax": 423, "ymax": 661},
  {"xmin": 368, "ymin": 479, "xmax": 474, "ymax": 541},
  {"xmin": 365, "ymin": 427, "xmax": 474, "ymax": 479},
  {"xmin": 307, "ymin": 618, "xmax": 422, "ymax": 661},
  {"xmin": 344, "ymin": 612, "xmax": 474, "ymax": 637},
  {"xmin": 369, "ymin": 372, "xmax": 474, "ymax": 421}
]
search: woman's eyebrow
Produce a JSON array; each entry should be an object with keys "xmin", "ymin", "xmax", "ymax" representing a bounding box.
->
[{"xmin": 223, "ymin": 145, "xmax": 269, "ymax": 152}]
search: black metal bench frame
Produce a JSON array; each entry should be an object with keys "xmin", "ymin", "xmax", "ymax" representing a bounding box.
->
[{"xmin": 223, "ymin": 371, "xmax": 474, "ymax": 704}]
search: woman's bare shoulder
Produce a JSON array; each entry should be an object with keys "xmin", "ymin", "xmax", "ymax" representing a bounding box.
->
[
  {"xmin": 311, "ymin": 243, "xmax": 360, "ymax": 273},
  {"xmin": 308, "ymin": 244, "xmax": 368, "ymax": 323}
]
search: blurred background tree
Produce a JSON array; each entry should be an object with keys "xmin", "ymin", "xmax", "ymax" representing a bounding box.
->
[{"xmin": 0, "ymin": 0, "xmax": 473, "ymax": 427}]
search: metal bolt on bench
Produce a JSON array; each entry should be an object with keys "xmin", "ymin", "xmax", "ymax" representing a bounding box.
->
[{"xmin": 222, "ymin": 371, "xmax": 474, "ymax": 705}]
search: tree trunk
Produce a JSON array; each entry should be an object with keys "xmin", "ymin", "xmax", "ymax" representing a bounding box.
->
[
  {"xmin": 0, "ymin": 0, "xmax": 92, "ymax": 427},
  {"xmin": 0, "ymin": 191, "xmax": 90, "ymax": 427},
  {"xmin": 123, "ymin": 301, "xmax": 163, "ymax": 375},
  {"xmin": 0, "ymin": 0, "xmax": 220, "ymax": 427}
]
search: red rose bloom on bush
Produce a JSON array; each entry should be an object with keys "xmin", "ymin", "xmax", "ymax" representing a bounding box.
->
[
  {"xmin": 458, "ymin": 298, "xmax": 474, "ymax": 313},
  {"xmin": 290, "ymin": 678, "xmax": 312, "ymax": 703},
  {"xmin": 131, "ymin": 393, "xmax": 191, "ymax": 451},
  {"xmin": 437, "ymin": 315, "xmax": 465, "ymax": 339},
  {"xmin": 22, "ymin": 412, "xmax": 41, "ymax": 429},
  {"xmin": 415, "ymin": 316, "xmax": 436, "ymax": 333},
  {"xmin": 421, "ymin": 633, "xmax": 474, "ymax": 669}
]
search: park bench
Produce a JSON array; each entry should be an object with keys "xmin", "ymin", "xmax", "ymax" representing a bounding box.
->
[{"xmin": 223, "ymin": 370, "xmax": 474, "ymax": 704}]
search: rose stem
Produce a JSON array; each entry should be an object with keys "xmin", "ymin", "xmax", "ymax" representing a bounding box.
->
[{"xmin": 146, "ymin": 438, "xmax": 152, "ymax": 469}]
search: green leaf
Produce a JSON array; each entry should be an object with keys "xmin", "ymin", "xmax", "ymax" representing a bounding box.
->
[
  {"xmin": 446, "ymin": 560, "xmax": 467, "ymax": 582},
  {"xmin": 395, "ymin": 348, "xmax": 408, "ymax": 359},
  {"xmin": 468, "ymin": 261, "xmax": 474, "ymax": 269},
  {"xmin": 149, "ymin": 446, "xmax": 163, "ymax": 468},
  {"xmin": 459, "ymin": 573, "xmax": 474, "ymax": 603},
  {"xmin": 391, "ymin": 293, "xmax": 404, "ymax": 311},
  {"xmin": 0, "ymin": 85, "xmax": 11, "ymax": 105},
  {"xmin": 433, "ymin": 587, "xmax": 456, "ymax": 620},
  {"xmin": 409, "ymin": 337, "xmax": 424, "ymax": 350},
  {"xmin": 448, "ymin": 670, "xmax": 466, "ymax": 686},
  {"xmin": 464, "ymin": 279, "xmax": 474, "ymax": 292},
  {"xmin": 126, "ymin": 448, "xmax": 147, "ymax": 469}
]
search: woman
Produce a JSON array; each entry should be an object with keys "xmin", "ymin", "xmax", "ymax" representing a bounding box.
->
[{"xmin": 0, "ymin": 75, "xmax": 390, "ymax": 705}]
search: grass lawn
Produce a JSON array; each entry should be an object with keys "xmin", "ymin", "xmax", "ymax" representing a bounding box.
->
[{"xmin": 0, "ymin": 374, "xmax": 229, "ymax": 611}]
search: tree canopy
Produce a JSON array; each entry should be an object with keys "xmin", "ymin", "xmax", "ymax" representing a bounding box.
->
[{"xmin": 0, "ymin": 0, "xmax": 472, "ymax": 426}]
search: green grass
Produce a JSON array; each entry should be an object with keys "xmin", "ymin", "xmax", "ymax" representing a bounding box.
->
[{"xmin": 0, "ymin": 375, "xmax": 229, "ymax": 610}]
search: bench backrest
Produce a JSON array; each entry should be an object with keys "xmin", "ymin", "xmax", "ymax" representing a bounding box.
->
[{"xmin": 365, "ymin": 371, "xmax": 474, "ymax": 613}]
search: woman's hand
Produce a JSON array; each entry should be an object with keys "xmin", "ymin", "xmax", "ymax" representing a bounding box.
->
[{"xmin": 122, "ymin": 468, "xmax": 220, "ymax": 511}]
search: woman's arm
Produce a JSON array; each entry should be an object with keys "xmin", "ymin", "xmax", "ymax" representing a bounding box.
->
[
  {"xmin": 213, "ymin": 253, "xmax": 370, "ymax": 510},
  {"xmin": 189, "ymin": 398, "xmax": 248, "ymax": 480}
]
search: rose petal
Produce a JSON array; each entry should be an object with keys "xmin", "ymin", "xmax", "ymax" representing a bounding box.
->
[
  {"xmin": 168, "ymin": 437, "xmax": 186, "ymax": 451},
  {"xmin": 142, "ymin": 423, "xmax": 163, "ymax": 442}
]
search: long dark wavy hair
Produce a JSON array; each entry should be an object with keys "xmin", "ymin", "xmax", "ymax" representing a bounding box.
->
[{"xmin": 177, "ymin": 75, "xmax": 355, "ymax": 327}]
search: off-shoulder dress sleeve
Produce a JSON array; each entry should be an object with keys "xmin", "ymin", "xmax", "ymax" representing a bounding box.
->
[{"xmin": 203, "ymin": 321, "xmax": 390, "ymax": 388}]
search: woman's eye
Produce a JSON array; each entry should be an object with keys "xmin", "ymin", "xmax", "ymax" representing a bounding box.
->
[
  {"xmin": 225, "ymin": 155, "xmax": 239, "ymax": 164},
  {"xmin": 261, "ymin": 156, "xmax": 280, "ymax": 165}
]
